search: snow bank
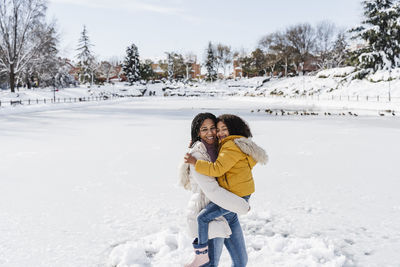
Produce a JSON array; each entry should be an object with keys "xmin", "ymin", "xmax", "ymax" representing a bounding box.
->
[
  {"xmin": 368, "ymin": 68, "xmax": 400, "ymax": 82},
  {"xmin": 317, "ymin": 67, "xmax": 356, "ymax": 78}
]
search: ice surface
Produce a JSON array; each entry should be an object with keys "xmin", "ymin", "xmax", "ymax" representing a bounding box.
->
[{"xmin": 0, "ymin": 97, "xmax": 399, "ymax": 266}]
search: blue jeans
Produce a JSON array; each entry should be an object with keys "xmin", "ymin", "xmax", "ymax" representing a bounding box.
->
[
  {"xmin": 205, "ymin": 195, "xmax": 250, "ymax": 267},
  {"xmin": 197, "ymin": 202, "xmax": 231, "ymax": 246}
]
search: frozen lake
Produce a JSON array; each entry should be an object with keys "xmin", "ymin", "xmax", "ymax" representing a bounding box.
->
[{"xmin": 0, "ymin": 97, "xmax": 399, "ymax": 266}]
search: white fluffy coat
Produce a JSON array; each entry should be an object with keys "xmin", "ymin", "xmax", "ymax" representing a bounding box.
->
[{"xmin": 179, "ymin": 141, "xmax": 253, "ymax": 240}]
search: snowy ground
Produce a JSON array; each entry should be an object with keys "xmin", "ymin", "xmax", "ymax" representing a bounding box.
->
[{"xmin": 0, "ymin": 97, "xmax": 399, "ymax": 267}]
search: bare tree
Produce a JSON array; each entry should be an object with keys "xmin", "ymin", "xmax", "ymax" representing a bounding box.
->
[
  {"xmin": 331, "ymin": 30, "xmax": 348, "ymax": 67},
  {"xmin": 259, "ymin": 32, "xmax": 293, "ymax": 76},
  {"xmin": 24, "ymin": 23, "xmax": 59, "ymax": 88},
  {"xmin": 0, "ymin": 0, "xmax": 52, "ymax": 92},
  {"xmin": 285, "ymin": 23, "xmax": 316, "ymax": 74},
  {"xmin": 99, "ymin": 61, "xmax": 112, "ymax": 83},
  {"xmin": 184, "ymin": 52, "xmax": 196, "ymax": 80},
  {"xmin": 315, "ymin": 21, "xmax": 336, "ymax": 69},
  {"xmin": 215, "ymin": 43, "xmax": 232, "ymax": 78}
]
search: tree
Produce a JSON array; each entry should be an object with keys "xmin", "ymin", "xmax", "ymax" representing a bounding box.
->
[
  {"xmin": 215, "ymin": 43, "xmax": 232, "ymax": 78},
  {"xmin": 351, "ymin": 0, "xmax": 400, "ymax": 71},
  {"xmin": 184, "ymin": 52, "xmax": 196, "ymax": 80},
  {"xmin": 139, "ymin": 59, "xmax": 154, "ymax": 81},
  {"xmin": 31, "ymin": 25, "xmax": 60, "ymax": 87},
  {"xmin": 331, "ymin": 31, "xmax": 349, "ymax": 67},
  {"xmin": 205, "ymin": 42, "xmax": 217, "ymax": 81},
  {"xmin": 76, "ymin": 25, "xmax": 96, "ymax": 84},
  {"xmin": 163, "ymin": 52, "xmax": 186, "ymax": 81},
  {"xmin": 0, "ymin": 0, "xmax": 53, "ymax": 92},
  {"xmin": 285, "ymin": 23, "xmax": 316, "ymax": 74},
  {"xmin": 165, "ymin": 52, "xmax": 174, "ymax": 81},
  {"xmin": 99, "ymin": 61, "xmax": 112, "ymax": 83},
  {"xmin": 314, "ymin": 21, "xmax": 336, "ymax": 69},
  {"xmin": 251, "ymin": 48, "xmax": 269, "ymax": 75},
  {"xmin": 259, "ymin": 32, "xmax": 294, "ymax": 76},
  {"xmin": 122, "ymin": 43, "xmax": 140, "ymax": 85},
  {"xmin": 265, "ymin": 53, "xmax": 280, "ymax": 75}
]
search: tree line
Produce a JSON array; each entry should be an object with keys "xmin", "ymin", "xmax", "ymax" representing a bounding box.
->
[{"xmin": 1, "ymin": 0, "xmax": 400, "ymax": 92}]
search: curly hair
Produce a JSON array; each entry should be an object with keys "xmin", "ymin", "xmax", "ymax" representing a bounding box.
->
[
  {"xmin": 190, "ymin": 112, "xmax": 217, "ymax": 147},
  {"xmin": 217, "ymin": 114, "xmax": 252, "ymax": 138}
]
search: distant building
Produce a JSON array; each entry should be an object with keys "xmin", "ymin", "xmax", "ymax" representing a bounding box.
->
[
  {"xmin": 151, "ymin": 64, "xmax": 165, "ymax": 79},
  {"xmin": 65, "ymin": 59, "xmax": 80, "ymax": 81},
  {"xmin": 301, "ymin": 56, "xmax": 319, "ymax": 74},
  {"xmin": 190, "ymin": 62, "xmax": 201, "ymax": 79}
]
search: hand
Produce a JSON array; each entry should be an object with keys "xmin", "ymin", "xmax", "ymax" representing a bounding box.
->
[{"xmin": 184, "ymin": 153, "xmax": 197, "ymax": 165}]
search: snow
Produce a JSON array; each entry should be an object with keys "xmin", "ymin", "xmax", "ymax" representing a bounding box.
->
[
  {"xmin": 316, "ymin": 67, "xmax": 356, "ymax": 78},
  {"xmin": 1, "ymin": 96, "xmax": 400, "ymax": 267}
]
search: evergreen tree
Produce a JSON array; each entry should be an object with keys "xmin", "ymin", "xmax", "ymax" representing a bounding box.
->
[
  {"xmin": 123, "ymin": 43, "xmax": 141, "ymax": 85},
  {"xmin": 140, "ymin": 59, "xmax": 155, "ymax": 81},
  {"xmin": 205, "ymin": 42, "xmax": 217, "ymax": 81},
  {"xmin": 166, "ymin": 52, "xmax": 174, "ymax": 81},
  {"xmin": 76, "ymin": 25, "xmax": 95, "ymax": 84},
  {"xmin": 352, "ymin": 0, "xmax": 400, "ymax": 71}
]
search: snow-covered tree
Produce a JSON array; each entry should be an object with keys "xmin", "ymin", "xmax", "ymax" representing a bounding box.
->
[
  {"xmin": 314, "ymin": 21, "xmax": 336, "ymax": 69},
  {"xmin": 352, "ymin": 0, "xmax": 400, "ymax": 71},
  {"xmin": 205, "ymin": 42, "xmax": 217, "ymax": 81},
  {"xmin": 123, "ymin": 43, "xmax": 140, "ymax": 85},
  {"xmin": 76, "ymin": 25, "xmax": 96, "ymax": 84},
  {"xmin": 216, "ymin": 44, "xmax": 232, "ymax": 78},
  {"xmin": 184, "ymin": 53, "xmax": 196, "ymax": 80},
  {"xmin": 331, "ymin": 31, "xmax": 349, "ymax": 67},
  {"xmin": 139, "ymin": 59, "xmax": 154, "ymax": 81},
  {"xmin": 25, "ymin": 24, "xmax": 60, "ymax": 88},
  {"xmin": 0, "ymin": 0, "xmax": 53, "ymax": 92},
  {"xmin": 166, "ymin": 52, "xmax": 174, "ymax": 81},
  {"xmin": 162, "ymin": 52, "xmax": 186, "ymax": 81}
]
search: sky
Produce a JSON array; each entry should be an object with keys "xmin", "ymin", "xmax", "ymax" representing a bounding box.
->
[{"xmin": 47, "ymin": 0, "xmax": 363, "ymax": 63}]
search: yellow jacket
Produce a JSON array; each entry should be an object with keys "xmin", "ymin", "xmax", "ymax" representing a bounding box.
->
[{"xmin": 195, "ymin": 135, "xmax": 265, "ymax": 197}]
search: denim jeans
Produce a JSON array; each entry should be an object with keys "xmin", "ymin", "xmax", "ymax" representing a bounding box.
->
[
  {"xmin": 206, "ymin": 195, "xmax": 250, "ymax": 267},
  {"xmin": 197, "ymin": 202, "xmax": 231, "ymax": 246}
]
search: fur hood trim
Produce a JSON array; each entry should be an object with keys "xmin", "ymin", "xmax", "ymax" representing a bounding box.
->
[{"xmin": 234, "ymin": 137, "xmax": 268, "ymax": 165}]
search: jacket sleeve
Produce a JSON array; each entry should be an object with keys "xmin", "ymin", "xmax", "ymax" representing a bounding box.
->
[
  {"xmin": 190, "ymin": 151, "xmax": 250, "ymax": 214},
  {"xmin": 195, "ymin": 141, "xmax": 242, "ymax": 177}
]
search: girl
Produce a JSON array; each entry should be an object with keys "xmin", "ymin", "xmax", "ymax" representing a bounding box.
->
[
  {"xmin": 184, "ymin": 114, "xmax": 268, "ymax": 267},
  {"xmin": 179, "ymin": 113, "xmax": 251, "ymax": 267}
]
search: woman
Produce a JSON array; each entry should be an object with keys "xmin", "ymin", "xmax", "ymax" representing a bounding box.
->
[
  {"xmin": 183, "ymin": 114, "xmax": 268, "ymax": 267},
  {"xmin": 179, "ymin": 113, "xmax": 250, "ymax": 267}
]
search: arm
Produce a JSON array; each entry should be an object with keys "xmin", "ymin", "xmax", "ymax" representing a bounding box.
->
[
  {"xmin": 190, "ymin": 165, "xmax": 249, "ymax": 214},
  {"xmin": 195, "ymin": 142, "xmax": 242, "ymax": 177},
  {"xmin": 189, "ymin": 150, "xmax": 250, "ymax": 215}
]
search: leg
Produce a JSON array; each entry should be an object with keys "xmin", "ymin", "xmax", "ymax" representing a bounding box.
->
[
  {"xmin": 207, "ymin": 238, "xmax": 224, "ymax": 267},
  {"xmin": 223, "ymin": 213, "xmax": 248, "ymax": 267},
  {"xmin": 185, "ymin": 203, "xmax": 229, "ymax": 267},
  {"xmin": 223, "ymin": 195, "xmax": 251, "ymax": 267},
  {"xmin": 197, "ymin": 201, "xmax": 230, "ymax": 246}
]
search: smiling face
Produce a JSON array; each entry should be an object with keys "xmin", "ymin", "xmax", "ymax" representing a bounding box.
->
[
  {"xmin": 217, "ymin": 121, "xmax": 230, "ymax": 141},
  {"xmin": 198, "ymin": 119, "xmax": 217, "ymax": 145}
]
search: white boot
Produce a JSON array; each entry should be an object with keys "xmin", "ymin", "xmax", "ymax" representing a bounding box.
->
[{"xmin": 184, "ymin": 246, "xmax": 209, "ymax": 267}]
